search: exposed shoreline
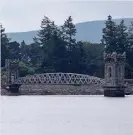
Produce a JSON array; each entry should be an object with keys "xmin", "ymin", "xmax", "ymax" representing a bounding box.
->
[{"xmin": 1, "ymin": 85, "xmax": 132, "ymax": 96}]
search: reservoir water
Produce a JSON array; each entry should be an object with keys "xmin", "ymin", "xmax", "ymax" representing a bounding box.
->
[{"xmin": 0, "ymin": 95, "xmax": 133, "ymax": 135}]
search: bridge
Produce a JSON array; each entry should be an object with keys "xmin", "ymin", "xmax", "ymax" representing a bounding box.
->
[
  {"xmin": 14, "ymin": 73, "xmax": 105, "ymax": 85},
  {"xmin": 3, "ymin": 52, "xmax": 133, "ymax": 96}
]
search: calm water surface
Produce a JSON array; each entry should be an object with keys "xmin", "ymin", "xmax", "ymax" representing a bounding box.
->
[{"xmin": 0, "ymin": 95, "xmax": 133, "ymax": 135}]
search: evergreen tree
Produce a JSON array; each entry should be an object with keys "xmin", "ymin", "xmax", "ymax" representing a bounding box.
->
[
  {"xmin": 8, "ymin": 41, "xmax": 20, "ymax": 59},
  {"xmin": 128, "ymin": 21, "xmax": 133, "ymax": 48},
  {"xmin": 20, "ymin": 40, "xmax": 27, "ymax": 54},
  {"xmin": 74, "ymin": 41, "xmax": 87, "ymax": 74},
  {"xmin": 61, "ymin": 16, "xmax": 77, "ymax": 72},
  {"xmin": 62, "ymin": 16, "xmax": 76, "ymax": 50},
  {"xmin": 126, "ymin": 21, "xmax": 133, "ymax": 78},
  {"xmin": 37, "ymin": 16, "xmax": 56, "ymax": 46},
  {"xmin": 117, "ymin": 20, "xmax": 128, "ymax": 53},
  {"xmin": 84, "ymin": 42, "xmax": 104, "ymax": 77},
  {"xmin": 49, "ymin": 30, "xmax": 68, "ymax": 72},
  {"xmin": 20, "ymin": 40, "xmax": 29, "ymax": 61},
  {"xmin": 34, "ymin": 16, "xmax": 56, "ymax": 72},
  {"xmin": 102, "ymin": 15, "xmax": 118, "ymax": 53},
  {"xmin": 1, "ymin": 24, "xmax": 10, "ymax": 67},
  {"xmin": 35, "ymin": 16, "xmax": 68, "ymax": 73},
  {"xmin": 28, "ymin": 43, "xmax": 44, "ymax": 68}
]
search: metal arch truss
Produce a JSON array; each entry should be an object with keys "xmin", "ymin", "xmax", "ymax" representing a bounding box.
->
[{"xmin": 14, "ymin": 73, "xmax": 105, "ymax": 85}]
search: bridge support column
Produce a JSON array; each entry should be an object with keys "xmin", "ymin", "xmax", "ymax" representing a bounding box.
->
[
  {"xmin": 7, "ymin": 84, "xmax": 21, "ymax": 93},
  {"xmin": 103, "ymin": 52, "xmax": 126, "ymax": 97},
  {"xmin": 5, "ymin": 59, "xmax": 20, "ymax": 93},
  {"xmin": 103, "ymin": 86, "xmax": 125, "ymax": 97}
]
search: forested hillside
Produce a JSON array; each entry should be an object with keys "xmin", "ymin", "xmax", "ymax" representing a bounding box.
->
[{"xmin": 1, "ymin": 15, "xmax": 133, "ymax": 79}]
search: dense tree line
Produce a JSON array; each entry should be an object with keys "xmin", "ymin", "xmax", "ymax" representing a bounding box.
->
[
  {"xmin": 102, "ymin": 15, "xmax": 133, "ymax": 78},
  {"xmin": 1, "ymin": 15, "xmax": 133, "ymax": 78}
]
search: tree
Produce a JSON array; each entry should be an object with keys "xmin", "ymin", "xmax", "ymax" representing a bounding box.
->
[
  {"xmin": 37, "ymin": 16, "xmax": 56, "ymax": 46},
  {"xmin": 128, "ymin": 21, "xmax": 133, "ymax": 48},
  {"xmin": 33, "ymin": 16, "xmax": 56, "ymax": 72},
  {"xmin": 102, "ymin": 15, "xmax": 118, "ymax": 53},
  {"xmin": 8, "ymin": 41, "xmax": 20, "ymax": 59},
  {"xmin": 20, "ymin": 40, "xmax": 27, "ymax": 60},
  {"xmin": 19, "ymin": 61, "xmax": 35, "ymax": 77},
  {"xmin": 1, "ymin": 24, "xmax": 10, "ymax": 67},
  {"xmin": 40, "ymin": 26, "xmax": 69, "ymax": 73},
  {"xmin": 35, "ymin": 16, "xmax": 68, "ymax": 73},
  {"xmin": 83, "ymin": 42, "xmax": 104, "ymax": 77},
  {"xmin": 126, "ymin": 21, "xmax": 133, "ymax": 78},
  {"xmin": 28, "ymin": 43, "xmax": 44, "ymax": 73},
  {"xmin": 61, "ymin": 16, "xmax": 77, "ymax": 72},
  {"xmin": 73, "ymin": 41, "xmax": 87, "ymax": 74},
  {"xmin": 102, "ymin": 17, "xmax": 133, "ymax": 78},
  {"xmin": 117, "ymin": 20, "xmax": 128, "ymax": 53},
  {"xmin": 49, "ymin": 30, "xmax": 68, "ymax": 72},
  {"xmin": 62, "ymin": 16, "xmax": 76, "ymax": 50}
]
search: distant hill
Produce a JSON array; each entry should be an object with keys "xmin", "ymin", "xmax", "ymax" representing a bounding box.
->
[{"xmin": 7, "ymin": 18, "xmax": 133, "ymax": 44}]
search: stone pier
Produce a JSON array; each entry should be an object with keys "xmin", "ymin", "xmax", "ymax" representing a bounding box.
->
[{"xmin": 103, "ymin": 52, "xmax": 126, "ymax": 97}]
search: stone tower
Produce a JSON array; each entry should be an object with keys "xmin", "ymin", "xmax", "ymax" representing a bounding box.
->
[
  {"xmin": 103, "ymin": 52, "xmax": 126, "ymax": 97},
  {"xmin": 5, "ymin": 59, "xmax": 19, "ymax": 85}
]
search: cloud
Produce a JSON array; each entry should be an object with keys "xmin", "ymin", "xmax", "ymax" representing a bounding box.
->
[{"xmin": 0, "ymin": 1, "xmax": 133, "ymax": 32}]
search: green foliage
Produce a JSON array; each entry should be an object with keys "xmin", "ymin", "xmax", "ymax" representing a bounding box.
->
[
  {"xmin": 102, "ymin": 15, "xmax": 118, "ymax": 53},
  {"xmin": 34, "ymin": 16, "xmax": 67, "ymax": 73},
  {"xmin": 128, "ymin": 21, "xmax": 133, "ymax": 47},
  {"xmin": 102, "ymin": 16, "xmax": 131, "ymax": 54},
  {"xmin": 1, "ymin": 24, "xmax": 10, "ymax": 67},
  {"xmin": 62, "ymin": 16, "xmax": 76, "ymax": 49},
  {"xmin": 37, "ymin": 16, "xmax": 57, "ymax": 46},
  {"xmin": 19, "ymin": 61, "xmax": 35, "ymax": 77},
  {"xmin": 102, "ymin": 16, "xmax": 133, "ymax": 78},
  {"xmin": 61, "ymin": 16, "xmax": 82, "ymax": 73},
  {"xmin": 8, "ymin": 41, "xmax": 21, "ymax": 59},
  {"xmin": 83, "ymin": 43, "xmax": 104, "ymax": 77},
  {"xmin": 1, "ymin": 67, "xmax": 6, "ymax": 77},
  {"xmin": 117, "ymin": 20, "xmax": 128, "ymax": 53},
  {"xmin": 125, "ymin": 21, "xmax": 133, "ymax": 78},
  {"xmin": 1, "ymin": 16, "xmax": 133, "ymax": 79},
  {"xmin": 20, "ymin": 40, "xmax": 29, "ymax": 60}
]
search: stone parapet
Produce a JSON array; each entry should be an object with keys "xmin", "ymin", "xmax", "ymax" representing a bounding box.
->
[{"xmin": 104, "ymin": 52, "xmax": 126, "ymax": 62}]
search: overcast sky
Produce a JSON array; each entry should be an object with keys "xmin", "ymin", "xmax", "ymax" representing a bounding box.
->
[{"xmin": 1, "ymin": 0, "xmax": 133, "ymax": 32}]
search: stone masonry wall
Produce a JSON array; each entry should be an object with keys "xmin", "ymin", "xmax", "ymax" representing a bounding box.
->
[
  {"xmin": 1, "ymin": 81, "xmax": 133, "ymax": 96},
  {"xmin": 19, "ymin": 84, "xmax": 104, "ymax": 95},
  {"xmin": 125, "ymin": 79, "xmax": 133, "ymax": 93}
]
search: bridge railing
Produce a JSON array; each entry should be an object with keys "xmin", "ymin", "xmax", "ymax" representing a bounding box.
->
[{"xmin": 14, "ymin": 73, "xmax": 105, "ymax": 85}]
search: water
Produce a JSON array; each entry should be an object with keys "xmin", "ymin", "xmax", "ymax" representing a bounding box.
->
[{"xmin": 0, "ymin": 95, "xmax": 133, "ymax": 135}]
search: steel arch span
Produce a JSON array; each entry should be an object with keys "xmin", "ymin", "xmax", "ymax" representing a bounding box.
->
[{"xmin": 14, "ymin": 73, "xmax": 105, "ymax": 85}]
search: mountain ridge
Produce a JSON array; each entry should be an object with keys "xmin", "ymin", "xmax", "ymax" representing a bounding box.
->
[{"xmin": 7, "ymin": 18, "xmax": 133, "ymax": 44}]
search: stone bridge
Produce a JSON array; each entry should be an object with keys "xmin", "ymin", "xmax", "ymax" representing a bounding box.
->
[
  {"xmin": 13, "ymin": 73, "xmax": 105, "ymax": 95},
  {"xmin": 14, "ymin": 74, "xmax": 132, "ymax": 95},
  {"xmin": 3, "ymin": 57, "xmax": 133, "ymax": 96},
  {"xmin": 3, "ymin": 59, "xmax": 106, "ymax": 95}
]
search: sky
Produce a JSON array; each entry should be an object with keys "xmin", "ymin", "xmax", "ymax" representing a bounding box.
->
[{"xmin": 0, "ymin": 0, "xmax": 133, "ymax": 32}]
